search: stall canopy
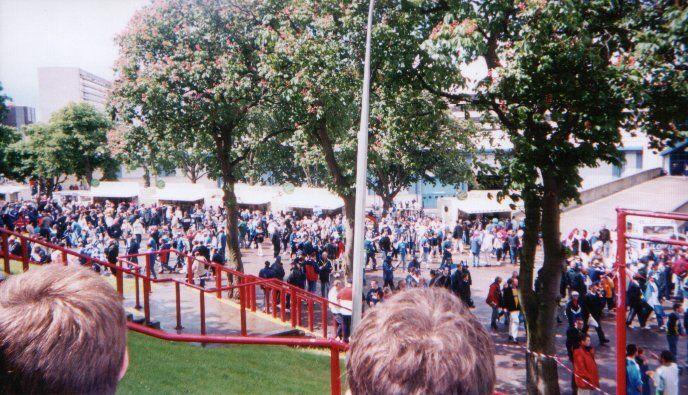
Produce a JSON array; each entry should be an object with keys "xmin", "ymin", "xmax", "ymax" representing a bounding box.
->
[
  {"xmin": 156, "ymin": 183, "xmax": 207, "ymax": 203},
  {"xmin": 0, "ymin": 184, "xmax": 30, "ymax": 202},
  {"xmin": 438, "ymin": 190, "xmax": 518, "ymax": 223},
  {"xmin": 205, "ymin": 183, "xmax": 282, "ymax": 207},
  {"xmin": 271, "ymin": 187, "xmax": 344, "ymax": 212},
  {"xmin": 90, "ymin": 182, "xmax": 141, "ymax": 199}
]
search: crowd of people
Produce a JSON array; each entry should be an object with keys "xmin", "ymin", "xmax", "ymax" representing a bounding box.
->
[{"xmin": 1, "ymin": 194, "xmax": 687, "ymax": 392}]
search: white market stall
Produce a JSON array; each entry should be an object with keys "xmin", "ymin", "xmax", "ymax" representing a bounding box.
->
[
  {"xmin": 270, "ymin": 187, "xmax": 344, "ymax": 216},
  {"xmin": 205, "ymin": 184, "xmax": 282, "ymax": 211},
  {"xmin": 438, "ymin": 190, "xmax": 517, "ymax": 224},
  {"xmin": 54, "ymin": 190, "xmax": 92, "ymax": 205},
  {"xmin": 89, "ymin": 181, "xmax": 141, "ymax": 204},
  {"xmin": 155, "ymin": 183, "xmax": 207, "ymax": 207},
  {"xmin": 0, "ymin": 184, "xmax": 31, "ymax": 202}
]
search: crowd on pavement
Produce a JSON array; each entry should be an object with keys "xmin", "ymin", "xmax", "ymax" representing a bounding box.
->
[{"xmin": 0, "ymin": 193, "xmax": 686, "ymax": 392}]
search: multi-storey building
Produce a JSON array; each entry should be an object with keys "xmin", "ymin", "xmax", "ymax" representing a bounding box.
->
[{"xmin": 37, "ymin": 67, "xmax": 111, "ymax": 121}]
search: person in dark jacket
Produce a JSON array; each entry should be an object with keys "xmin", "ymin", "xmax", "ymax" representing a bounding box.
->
[
  {"xmin": 259, "ymin": 261, "xmax": 274, "ymax": 279},
  {"xmin": 566, "ymin": 291, "xmax": 585, "ymax": 328},
  {"xmin": 382, "ymin": 257, "xmax": 395, "ymax": 290},
  {"xmin": 286, "ymin": 262, "xmax": 305, "ymax": 310},
  {"xmin": 303, "ymin": 254, "xmax": 319, "ymax": 294},
  {"xmin": 104, "ymin": 239, "xmax": 119, "ymax": 275},
  {"xmin": 271, "ymin": 256, "xmax": 285, "ymax": 281},
  {"xmin": 626, "ymin": 279, "xmax": 647, "ymax": 328},
  {"xmin": 566, "ymin": 317, "xmax": 585, "ymax": 361},
  {"xmin": 582, "ymin": 283, "xmax": 609, "ymax": 345},
  {"xmin": 318, "ymin": 252, "xmax": 333, "ymax": 298},
  {"xmin": 434, "ymin": 267, "xmax": 452, "ymax": 289}
]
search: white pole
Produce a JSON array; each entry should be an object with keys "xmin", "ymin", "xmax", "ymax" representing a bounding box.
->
[{"xmin": 351, "ymin": 0, "xmax": 375, "ymax": 332}]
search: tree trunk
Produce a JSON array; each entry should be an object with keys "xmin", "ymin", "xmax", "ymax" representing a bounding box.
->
[
  {"xmin": 222, "ymin": 180, "xmax": 243, "ymax": 273},
  {"xmin": 520, "ymin": 176, "xmax": 563, "ymax": 395},
  {"xmin": 342, "ymin": 194, "xmax": 356, "ymax": 276},
  {"xmin": 381, "ymin": 195, "xmax": 393, "ymax": 215},
  {"xmin": 143, "ymin": 166, "xmax": 151, "ymax": 188}
]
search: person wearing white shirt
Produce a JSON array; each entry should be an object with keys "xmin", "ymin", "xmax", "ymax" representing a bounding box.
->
[
  {"xmin": 328, "ymin": 280, "xmax": 344, "ymax": 340},
  {"xmin": 650, "ymin": 350, "xmax": 679, "ymax": 395}
]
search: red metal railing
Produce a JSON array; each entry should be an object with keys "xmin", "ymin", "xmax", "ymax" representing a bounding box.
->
[
  {"xmin": 0, "ymin": 227, "xmax": 348, "ymax": 394},
  {"xmin": 614, "ymin": 209, "xmax": 688, "ymax": 395}
]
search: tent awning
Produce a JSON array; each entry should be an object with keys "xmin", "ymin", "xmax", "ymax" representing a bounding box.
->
[
  {"xmin": 90, "ymin": 182, "xmax": 141, "ymax": 198},
  {"xmin": 452, "ymin": 198, "xmax": 515, "ymax": 215},
  {"xmin": 0, "ymin": 185, "xmax": 29, "ymax": 195},
  {"xmin": 156, "ymin": 183, "xmax": 206, "ymax": 202},
  {"xmin": 271, "ymin": 187, "xmax": 344, "ymax": 211}
]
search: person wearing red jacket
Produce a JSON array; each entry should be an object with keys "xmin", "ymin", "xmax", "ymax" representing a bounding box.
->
[
  {"xmin": 486, "ymin": 277, "xmax": 503, "ymax": 330},
  {"xmin": 573, "ymin": 334, "xmax": 600, "ymax": 395}
]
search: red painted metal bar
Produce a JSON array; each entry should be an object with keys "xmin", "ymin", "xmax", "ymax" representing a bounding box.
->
[
  {"xmin": 624, "ymin": 233, "xmax": 688, "ymax": 247},
  {"xmin": 20, "ymin": 238, "xmax": 28, "ymax": 271},
  {"xmin": 251, "ymin": 283, "xmax": 257, "ymax": 312},
  {"xmin": 199, "ymin": 290, "xmax": 206, "ymax": 336},
  {"xmin": 330, "ymin": 347, "xmax": 341, "ymax": 395},
  {"xmin": 61, "ymin": 250, "xmax": 67, "ymax": 266},
  {"xmin": 240, "ymin": 284, "xmax": 247, "ymax": 336},
  {"xmin": 2, "ymin": 233, "xmax": 9, "ymax": 274},
  {"xmin": 290, "ymin": 289, "xmax": 296, "ymax": 328},
  {"xmin": 272, "ymin": 289, "xmax": 278, "ymax": 318},
  {"xmin": 297, "ymin": 295, "xmax": 303, "ymax": 327},
  {"xmin": 322, "ymin": 300, "xmax": 328, "ymax": 338},
  {"xmin": 215, "ymin": 265, "xmax": 222, "ymax": 299},
  {"xmin": 309, "ymin": 299, "xmax": 315, "ymax": 333},
  {"xmin": 186, "ymin": 255, "xmax": 193, "ymax": 284},
  {"xmin": 615, "ymin": 209, "xmax": 627, "ymax": 395},
  {"xmin": 617, "ymin": 208, "xmax": 688, "ymax": 222},
  {"xmin": 175, "ymin": 281, "xmax": 182, "ymax": 330},
  {"xmin": 115, "ymin": 262, "xmax": 124, "ymax": 297},
  {"xmin": 134, "ymin": 270, "xmax": 141, "ymax": 309},
  {"xmin": 281, "ymin": 290, "xmax": 286, "ymax": 322},
  {"xmin": 143, "ymin": 277, "xmax": 151, "ymax": 325}
]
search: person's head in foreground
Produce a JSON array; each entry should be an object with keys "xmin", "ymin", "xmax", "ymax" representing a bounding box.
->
[
  {"xmin": 0, "ymin": 264, "xmax": 128, "ymax": 395},
  {"xmin": 347, "ymin": 287, "xmax": 495, "ymax": 395}
]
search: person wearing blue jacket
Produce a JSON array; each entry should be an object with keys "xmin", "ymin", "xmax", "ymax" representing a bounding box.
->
[
  {"xmin": 382, "ymin": 257, "xmax": 395, "ymax": 289},
  {"xmin": 626, "ymin": 344, "xmax": 643, "ymax": 395}
]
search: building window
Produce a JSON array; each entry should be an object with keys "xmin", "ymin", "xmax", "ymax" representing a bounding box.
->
[{"xmin": 612, "ymin": 164, "xmax": 622, "ymax": 178}]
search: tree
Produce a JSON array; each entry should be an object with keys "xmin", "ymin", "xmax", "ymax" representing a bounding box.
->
[
  {"xmin": 108, "ymin": 123, "xmax": 176, "ymax": 187},
  {"xmin": 266, "ymin": 0, "xmax": 458, "ymax": 271},
  {"xmin": 367, "ymin": 87, "xmax": 475, "ymax": 213},
  {"xmin": 9, "ymin": 124, "xmax": 69, "ymax": 196},
  {"xmin": 0, "ymin": 82, "xmax": 9, "ymax": 121},
  {"xmin": 50, "ymin": 103, "xmax": 117, "ymax": 186},
  {"xmin": 111, "ymin": 0, "xmax": 290, "ymax": 273},
  {"xmin": 422, "ymin": 1, "xmax": 687, "ymax": 392},
  {"xmin": 0, "ymin": 82, "xmax": 21, "ymax": 180}
]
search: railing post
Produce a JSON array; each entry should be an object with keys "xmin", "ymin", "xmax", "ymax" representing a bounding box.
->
[
  {"xmin": 322, "ymin": 301, "xmax": 328, "ymax": 338},
  {"xmin": 330, "ymin": 346, "xmax": 341, "ymax": 395},
  {"xmin": 215, "ymin": 265, "xmax": 222, "ymax": 299},
  {"xmin": 145, "ymin": 253, "xmax": 152, "ymax": 279},
  {"xmin": 186, "ymin": 255, "xmax": 193, "ymax": 284},
  {"xmin": 200, "ymin": 290, "xmax": 206, "ymax": 335},
  {"xmin": 290, "ymin": 289, "xmax": 296, "ymax": 327},
  {"xmin": 251, "ymin": 283, "xmax": 257, "ymax": 312},
  {"xmin": 281, "ymin": 288, "xmax": 286, "ymax": 322},
  {"xmin": 115, "ymin": 260, "xmax": 123, "ymax": 297},
  {"xmin": 134, "ymin": 269, "xmax": 142, "ymax": 309},
  {"xmin": 272, "ymin": 288, "xmax": 279, "ymax": 318},
  {"xmin": 61, "ymin": 250, "xmax": 67, "ymax": 266},
  {"xmin": 297, "ymin": 294, "xmax": 303, "ymax": 327},
  {"xmin": 175, "ymin": 281, "xmax": 183, "ymax": 330},
  {"xmin": 2, "ymin": 232, "xmax": 9, "ymax": 274},
  {"xmin": 20, "ymin": 238, "xmax": 29, "ymax": 271},
  {"xmin": 308, "ymin": 299, "xmax": 314, "ymax": 333},
  {"xmin": 615, "ymin": 210, "xmax": 627, "ymax": 395},
  {"xmin": 240, "ymin": 284, "xmax": 247, "ymax": 336},
  {"xmin": 143, "ymin": 276, "xmax": 151, "ymax": 325}
]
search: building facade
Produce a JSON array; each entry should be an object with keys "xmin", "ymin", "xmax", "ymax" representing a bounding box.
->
[
  {"xmin": 37, "ymin": 67, "xmax": 111, "ymax": 121},
  {"xmin": 1, "ymin": 104, "xmax": 35, "ymax": 129}
]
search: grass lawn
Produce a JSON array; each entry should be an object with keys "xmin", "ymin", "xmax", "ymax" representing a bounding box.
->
[{"xmin": 118, "ymin": 332, "xmax": 345, "ymax": 394}]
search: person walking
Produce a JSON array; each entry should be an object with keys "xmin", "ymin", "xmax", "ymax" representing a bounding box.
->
[
  {"xmin": 626, "ymin": 344, "xmax": 644, "ymax": 395},
  {"xmin": 382, "ymin": 256, "xmax": 395, "ymax": 289},
  {"xmin": 582, "ymin": 283, "xmax": 609, "ymax": 346},
  {"xmin": 319, "ymin": 252, "xmax": 333, "ymax": 298},
  {"xmin": 503, "ymin": 278, "xmax": 520, "ymax": 343},
  {"xmin": 486, "ymin": 276, "xmax": 503, "ymax": 330},
  {"xmin": 573, "ymin": 334, "xmax": 600, "ymax": 395},
  {"xmin": 666, "ymin": 302, "xmax": 684, "ymax": 361}
]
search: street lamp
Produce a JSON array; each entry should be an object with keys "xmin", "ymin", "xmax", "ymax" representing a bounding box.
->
[{"xmin": 351, "ymin": 0, "xmax": 375, "ymax": 331}]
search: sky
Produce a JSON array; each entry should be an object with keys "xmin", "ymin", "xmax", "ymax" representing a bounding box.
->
[{"xmin": 0, "ymin": 0, "xmax": 148, "ymax": 111}]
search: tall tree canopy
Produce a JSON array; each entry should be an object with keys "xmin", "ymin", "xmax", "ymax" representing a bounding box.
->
[
  {"xmin": 111, "ymin": 0, "xmax": 291, "ymax": 272},
  {"xmin": 266, "ymin": 0, "xmax": 473, "ymax": 270},
  {"xmin": 422, "ymin": 0, "xmax": 687, "ymax": 392}
]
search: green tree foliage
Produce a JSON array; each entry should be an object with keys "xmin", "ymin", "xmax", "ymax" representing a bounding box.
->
[
  {"xmin": 111, "ymin": 0, "xmax": 290, "ymax": 272},
  {"xmin": 0, "ymin": 82, "xmax": 21, "ymax": 180},
  {"xmin": 9, "ymin": 124, "xmax": 68, "ymax": 195},
  {"xmin": 49, "ymin": 103, "xmax": 116, "ymax": 185},
  {"xmin": 367, "ymin": 88, "xmax": 475, "ymax": 212},
  {"xmin": 422, "ymin": 1, "xmax": 687, "ymax": 392},
  {"xmin": 266, "ymin": 0, "xmax": 473, "ymax": 270}
]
